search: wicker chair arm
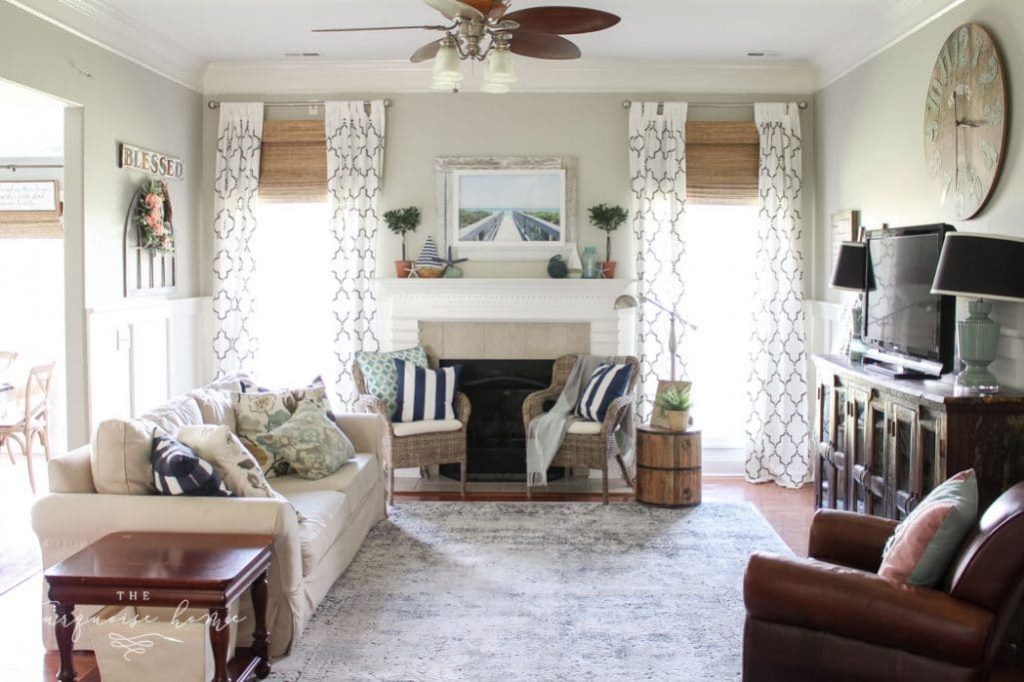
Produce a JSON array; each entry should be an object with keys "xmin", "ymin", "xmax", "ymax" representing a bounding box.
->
[
  {"xmin": 601, "ymin": 395, "xmax": 635, "ymax": 436},
  {"xmin": 455, "ymin": 392, "xmax": 472, "ymax": 430},
  {"xmin": 356, "ymin": 394, "xmax": 391, "ymax": 421},
  {"xmin": 522, "ymin": 387, "xmax": 562, "ymax": 428}
]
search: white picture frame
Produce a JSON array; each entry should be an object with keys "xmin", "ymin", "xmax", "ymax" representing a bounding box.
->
[{"xmin": 436, "ymin": 156, "xmax": 577, "ymax": 261}]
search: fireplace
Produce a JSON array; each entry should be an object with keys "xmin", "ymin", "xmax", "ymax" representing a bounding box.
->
[{"xmin": 438, "ymin": 359, "xmax": 565, "ymax": 482}]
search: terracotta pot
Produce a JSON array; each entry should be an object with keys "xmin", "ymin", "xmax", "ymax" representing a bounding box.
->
[
  {"xmin": 601, "ymin": 261, "xmax": 617, "ymax": 279},
  {"xmin": 395, "ymin": 260, "xmax": 413, "ymax": 278},
  {"xmin": 666, "ymin": 410, "xmax": 689, "ymax": 431}
]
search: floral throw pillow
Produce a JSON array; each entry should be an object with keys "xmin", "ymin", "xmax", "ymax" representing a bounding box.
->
[
  {"xmin": 234, "ymin": 383, "xmax": 328, "ymax": 476},
  {"xmin": 254, "ymin": 401, "xmax": 355, "ymax": 480},
  {"xmin": 355, "ymin": 346, "xmax": 429, "ymax": 415}
]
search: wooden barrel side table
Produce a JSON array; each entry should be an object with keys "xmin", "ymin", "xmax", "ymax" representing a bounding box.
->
[{"xmin": 635, "ymin": 424, "xmax": 702, "ymax": 507}]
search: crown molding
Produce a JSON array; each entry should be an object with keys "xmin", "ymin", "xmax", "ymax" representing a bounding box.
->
[
  {"xmin": 6, "ymin": 0, "xmax": 205, "ymax": 91},
  {"xmin": 815, "ymin": 0, "xmax": 966, "ymax": 88},
  {"xmin": 203, "ymin": 58, "xmax": 818, "ymax": 96}
]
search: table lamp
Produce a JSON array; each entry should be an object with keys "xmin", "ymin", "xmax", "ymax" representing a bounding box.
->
[
  {"xmin": 614, "ymin": 294, "xmax": 697, "ymax": 381},
  {"xmin": 830, "ymin": 242, "xmax": 866, "ymax": 354},
  {"xmin": 931, "ymin": 233, "xmax": 1024, "ymax": 392}
]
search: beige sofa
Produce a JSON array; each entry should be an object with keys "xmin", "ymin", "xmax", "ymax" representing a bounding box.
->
[{"xmin": 31, "ymin": 382, "xmax": 387, "ymax": 658}]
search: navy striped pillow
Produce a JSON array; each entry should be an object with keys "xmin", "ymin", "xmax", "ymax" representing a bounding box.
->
[
  {"xmin": 151, "ymin": 434, "xmax": 232, "ymax": 497},
  {"xmin": 574, "ymin": 363, "xmax": 633, "ymax": 422},
  {"xmin": 392, "ymin": 359, "xmax": 462, "ymax": 423}
]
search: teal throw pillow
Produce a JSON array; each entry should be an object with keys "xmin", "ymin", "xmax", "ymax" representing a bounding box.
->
[
  {"xmin": 354, "ymin": 346, "xmax": 429, "ymax": 415},
  {"xmin": 254, "ymin": 401, "xmax": 355, "ymax": 480}
]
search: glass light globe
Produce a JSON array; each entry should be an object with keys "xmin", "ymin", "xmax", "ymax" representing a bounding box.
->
[
  {"xmin": 432, "ymin": 43, "xmax": 463, "ymax": 84},
  {"xmin": 486, "ymin": 47, "xmax": 516, "ymax": 84}
]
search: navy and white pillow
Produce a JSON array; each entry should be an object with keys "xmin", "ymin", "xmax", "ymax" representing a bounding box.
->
[
  {"xmin": 151, "ymin": 434, "xmax": 232, "ymax": 497},
  {"xmin": 574, "ymin": 363, "xmax": 634, "ymax": 423},
  {"xmin": 392, "ymin": 359, "xmax": 462, "ymax": 423}
]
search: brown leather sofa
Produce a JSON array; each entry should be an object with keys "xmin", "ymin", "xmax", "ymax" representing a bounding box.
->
[{"xmin": 742, "ymin": 482, "xmax": 1024, "ymax": 681}]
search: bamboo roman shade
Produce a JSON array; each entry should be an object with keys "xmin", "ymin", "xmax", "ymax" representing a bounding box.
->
[
  {"xmin": 259, "ymin": 120, "xmax": 327, "ymax": 203},
  {"xmin": 686, "ymin": 121, "xmax": 760, "ymax": 206}
]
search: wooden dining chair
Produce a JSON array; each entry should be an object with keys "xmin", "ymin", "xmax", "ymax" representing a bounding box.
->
[{"xmin": 0, "ymin": 362, "xmax": 55, "ymax": 492}]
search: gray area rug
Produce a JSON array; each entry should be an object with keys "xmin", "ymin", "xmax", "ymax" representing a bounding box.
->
[{"xmin": 271, "ymin": 502, "xmax": 790, "ymax": 681}]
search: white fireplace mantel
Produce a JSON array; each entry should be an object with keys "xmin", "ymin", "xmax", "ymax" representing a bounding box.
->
[{"xmin": 375, "ymin": 278, "xmax": 636, "ymax": 356}]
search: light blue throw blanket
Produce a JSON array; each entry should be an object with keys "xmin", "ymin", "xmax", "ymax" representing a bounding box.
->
[{"xmin": 526, "ymin": 354, "xmax": 635, "ymax": 488}]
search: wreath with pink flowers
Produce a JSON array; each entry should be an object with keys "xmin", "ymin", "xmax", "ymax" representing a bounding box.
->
[{"xmin": 135, "ymin": 178, "xmax": 175, "ymax": 254}]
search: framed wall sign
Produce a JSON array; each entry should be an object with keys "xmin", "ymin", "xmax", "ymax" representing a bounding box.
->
[
  {"xmin": 0, "ymin": 180, "xmax": 62, "ymax": 238},
  {"xmin": 436, "ymin": 156, "xmax": 577, "ymax": 260},
  {"xmin": 119, "ymin": 143, "xmax": 184, "ymax": 180}
]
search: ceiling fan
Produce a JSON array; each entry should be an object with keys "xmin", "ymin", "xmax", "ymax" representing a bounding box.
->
[{"xmin": 313, "ymin": 0, "xmax": 621, "ymax": 93}]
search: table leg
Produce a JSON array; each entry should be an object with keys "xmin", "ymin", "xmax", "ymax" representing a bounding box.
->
[
  {"xmin": 54, "ymin": 602, "xmax": 76, "ymax": 682},
  {"xmin": 209, "ymin": 607, "xmax": 230, "ymax": 682},
  {"xmin": 251, "ymin": 569, "xmax": 271, "ymax": 679}
]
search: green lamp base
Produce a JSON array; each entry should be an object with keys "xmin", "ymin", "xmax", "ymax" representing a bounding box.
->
[{"xmin": 955, "ymin": 299, "xmax": 1000, "ymax": 393}]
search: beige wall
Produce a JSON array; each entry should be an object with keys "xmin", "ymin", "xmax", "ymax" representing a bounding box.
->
[
  {"xmin": 0, "ymin": 2, "xmax": 204, "ymax": 445},
  {"xmin": 202, "ymin": 92, "xmax": 815, "ymax": 286},
  {"xmin": 814, "ymin": 0, "xmax": 1024, "ymax": 383}
]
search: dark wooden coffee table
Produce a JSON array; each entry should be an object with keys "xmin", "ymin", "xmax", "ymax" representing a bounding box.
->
[{"xmin": 44, "ymin": 532, "xmax": 274, "ymax": 682}]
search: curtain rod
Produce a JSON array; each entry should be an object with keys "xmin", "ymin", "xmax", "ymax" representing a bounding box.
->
[
  {"xmin": 1, "ymin": 164, "xmax": 64, "ymax": 171},
  {"xmin": 206, "ymin": 99, "xmax": 392, "ymax": 110},
  {"xmin": 622, "ymin": 100, "xmax": 808, "ymax": 110}
]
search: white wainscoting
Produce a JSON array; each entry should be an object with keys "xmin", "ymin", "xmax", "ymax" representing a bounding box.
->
[{"xmin": 86, "ymin": 297, "xmax": 212, "ymax": 432}]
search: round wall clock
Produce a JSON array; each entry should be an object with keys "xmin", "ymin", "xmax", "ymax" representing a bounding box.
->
[{"xmin": 923, "ymin": 23, "xmax": 1007, "ymax": 220}]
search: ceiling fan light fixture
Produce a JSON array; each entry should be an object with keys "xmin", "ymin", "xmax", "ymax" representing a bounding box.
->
[
  {"xmin": 485, "ymin": 45, "xmax": 516, "ymax": 84},
  {"xmin": 432, "ymin": 39, "xmax": 463, "ymax": 85}
]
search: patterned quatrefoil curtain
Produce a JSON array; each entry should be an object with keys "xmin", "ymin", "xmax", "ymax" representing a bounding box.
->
[
  {"xmin": 212, "ymin": 102, "xmax": 264, "ymax": 375},
  {"xmin": 325, "ymin": 101, "xmax": 386, "ymax": 408},
  {"xmin": 627, "ymin": 101, "xmax": 690, "ymax": 420},
  {"xmin": 745, "ymin": 103, "xmax": 811, "ymax": 488}
]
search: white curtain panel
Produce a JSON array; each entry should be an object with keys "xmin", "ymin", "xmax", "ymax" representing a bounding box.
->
[
  {"xmin": 325, "ymin": 101, "xmax": 386, "ymax": 408},
  {"xmin": 745, "ymin": 103, "xmax": 811, "ymax": 488},
  {"xmin": 212, "ymin": 102, "xmax": 264, "ymax": 375},
  {"xmin": 627, "ymin": 101, "xmax": 689, "ymax": 420}
]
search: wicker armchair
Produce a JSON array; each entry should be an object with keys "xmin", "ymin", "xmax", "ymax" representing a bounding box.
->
[
  {"xmin": 522, "ymin": 354, "xmax": 639, "ymax": 504},
  {"xmin": 352, "ymin": 354, "xmax": 470, "ymax": 503}
]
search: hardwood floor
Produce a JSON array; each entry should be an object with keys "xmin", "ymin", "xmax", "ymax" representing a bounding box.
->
[{"xmin": 4, "ymin": 476, "xmax": 812, "ymax": 681}]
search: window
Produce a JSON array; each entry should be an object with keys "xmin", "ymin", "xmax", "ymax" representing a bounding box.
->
[
  {"xmin": 685, "ymin": 203, "xmax": 758, "ymax": 450},
  {"xmin": 252, "ymin": 202, "xmax": 335, "ymax": 393}
]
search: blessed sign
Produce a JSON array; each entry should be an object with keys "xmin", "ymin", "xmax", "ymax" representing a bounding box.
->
[
  {"xmin": 119, "ymin": 143, "xmax": 184, "ymax": 180},
  {"xmin": 0, "ymin": 180, "xmax": 59, "ymax": 212}
]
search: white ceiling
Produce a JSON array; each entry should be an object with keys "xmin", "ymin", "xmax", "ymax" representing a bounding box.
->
[{"xmin": 9, "ymin": 0, "xmax": 964, "ymax": 92}]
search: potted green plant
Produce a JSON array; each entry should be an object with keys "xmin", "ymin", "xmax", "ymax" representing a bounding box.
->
[
  {"xmin": 384, "ymin": 206, "xmax": 420, "ymax": 278},
  {"xmin": 587, "ymin": 203, "xmax": 628, "ymax": 279},
  {"xmin": 656, "ymin": 385, "xmax": 692, "ymax": 431}
]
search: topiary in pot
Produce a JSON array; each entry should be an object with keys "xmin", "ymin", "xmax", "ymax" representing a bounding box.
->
[
  {"xmin": 384, "ymin": 206, "xmax": 420, "ymax": 278},
  {"xmin": 587, "ymin": 203, "xmax": 628, "ymax": 278}
]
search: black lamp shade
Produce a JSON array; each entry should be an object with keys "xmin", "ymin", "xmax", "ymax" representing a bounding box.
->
[
  {"xmin": 831, "ymin": 242, "xmax": 866, "ymax": 291},
  {"xmin": 931, "ymin": 234, "xmax": 1024, "ymax": 302}
]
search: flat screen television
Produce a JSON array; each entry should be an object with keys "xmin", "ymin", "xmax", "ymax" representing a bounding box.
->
[{"xmin": 863, "ymin": 225, "xmax": 955, "ymax": 373}]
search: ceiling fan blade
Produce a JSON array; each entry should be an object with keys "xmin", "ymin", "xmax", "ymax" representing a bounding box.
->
[
  {"xmin": 313, "ymin": 24, "xmax": 448, "ymax": 33},
  {"xmin": 423, "ymin": 0, "xmax": 484, "ymax": 21},
  {"xmin": 488, "ymin": 0, "xmax": 510, "ymax": 21},
  {"xmin": 410, "ymin": 39, "xmax": 444, "ymax": 63},
  {"xmin": 508, "ymin": 30, "xmax": 581, "ymax": 59},
  {"xmin": 504, "ymin": 7, "xmax": 620, "ymax": 35}
]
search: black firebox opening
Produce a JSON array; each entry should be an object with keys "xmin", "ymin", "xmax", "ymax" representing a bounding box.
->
[{"xmin": 439, "ymin": 358, "xmax": 565, "ymax": 482}]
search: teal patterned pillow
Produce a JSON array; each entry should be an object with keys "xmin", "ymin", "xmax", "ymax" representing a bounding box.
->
[
  {"xmin": 254, "ymin": 402, "xmax": 355, "ymax": 480},
  {"xmin": 355, "ymin": 346, "xmax": 429, "ymax": 415}
]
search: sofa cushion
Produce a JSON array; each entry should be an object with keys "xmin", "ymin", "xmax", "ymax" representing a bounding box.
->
[
  {"xmin": 272, "ymin": 454, "xmax": 378, "ymax": 522},
  {"xmin": 254, "ymin": 402, "xmax": 355, "ymax": 480},
  {"xmin": 139, "ymin": 395, "xmax": 204, "ymax": 437},
  {"xmin": 567, "ymin": 420, "xmax": 602, "ymax": 435},
  {"xmin": 355, "ymin": 346, "xmax": 428, "ymax": 416},
  {"xmin": 189, "ymin": 386, "xmax": 236, "ymax": 432},
  {"xmin": 91, "ymin": 395, "xmax": 204, "ymax": 496},
  {"xmin": 178, "ymin": 424, "xmax": 286, "ymax": 501},
  {"xmin": 151, "ymin": 434, "xmax": 232, "ymax": 497},
  {"xmin": 879, "ymin": 469, "xmax": 978, "ymax": 587},
  {"xmin": 391, "ymin": 419, "xmax": 462, "ymax": 438},
  {"xmin": 287, "ymin": 489, "xmax": 348, "ymax": 576}
]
